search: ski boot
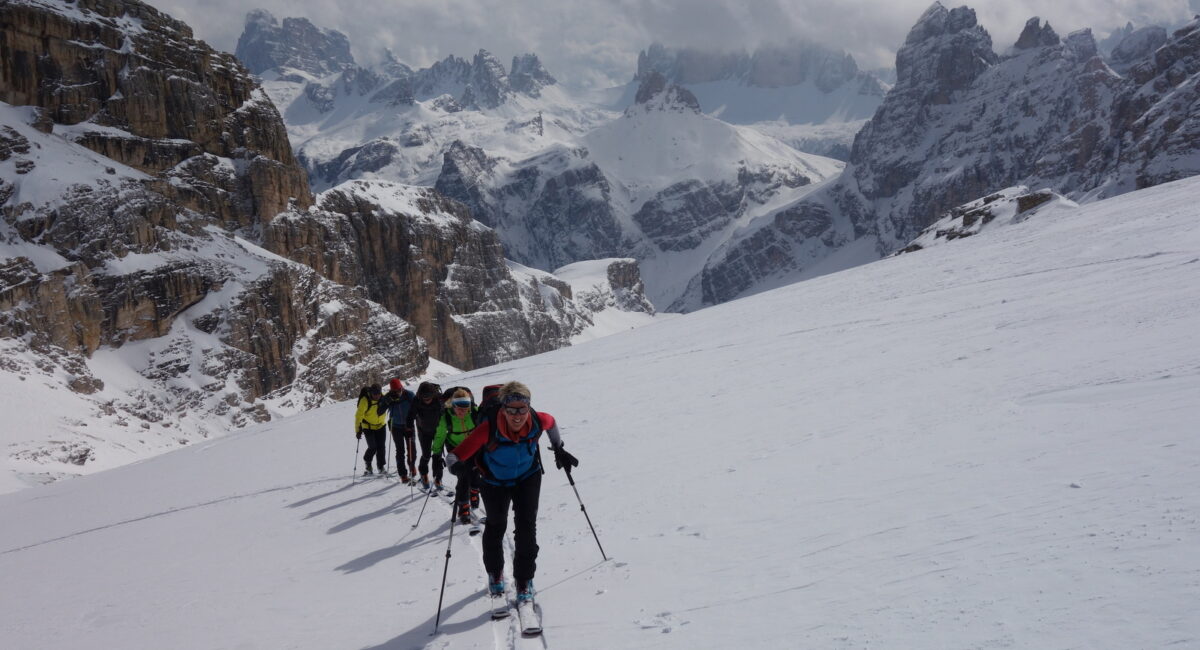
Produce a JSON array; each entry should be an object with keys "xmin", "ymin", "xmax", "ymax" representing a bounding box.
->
[
  {"xmin": 362, "ymin": 467, "xmax": 373, "ymax": 476},
  {"xmin": 516, "ymin": 579, "xmax": 535, "ymax": 603},
  {"xmin": 488, "ymin": 573, "xmax": 506, "ymax": 596}
]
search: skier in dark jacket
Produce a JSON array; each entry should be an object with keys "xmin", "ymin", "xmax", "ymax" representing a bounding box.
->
[
  {"xmin": 450, "ymin": 381, "xmax": 578, "ymax": 603},
  {"xmin": 379, "ymin": 378, "xmax": 416, "ymax": 482},
  {"xmin": 411, "ymin": 381, "xmax": 445, "ymax": 491}
]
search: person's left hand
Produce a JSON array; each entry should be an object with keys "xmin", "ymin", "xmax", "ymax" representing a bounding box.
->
[{"xmin": 553, "ymin": 447, "xmax": 579, "ymax": 470}]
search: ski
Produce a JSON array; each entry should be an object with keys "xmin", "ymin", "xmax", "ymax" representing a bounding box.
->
[
  {"xmin": 517, "ymin": 598, "xmax": 542, "ymax": 635},
  {"xmin": 489, "ymin": 591, "xmax": 510, "ymax": 620}
]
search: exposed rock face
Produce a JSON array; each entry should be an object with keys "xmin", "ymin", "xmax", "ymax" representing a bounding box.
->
[
  {"xmin": 234, "ymin": 9, "xmax": 355, "ymax": 77},
  {"xmin": 462, "ymin": 50, "xmax": 513, "ymax": 109},
  {"xmin": 897, "ymin": 186, "xmax": 1073, "ymax": 253},
  {"xmin": 0, "ymin": 0, "xmax": 312, "ymax": 224},
  {"xmin": 629, "ymin": 72, "xmax": 701, "ymax": 114},
  {"xmin": 1107, "ymin": 26, "xmax": 1167, "ymax": 72},
  {"xmin": 510, "ymin": 54, "xmax": 557, "ymax": 97},
  {"xmin": 1014, "ymin": 17, "xmax": 1061, "ymax": 50},
  {"xmin": 693, "ymin": 4, "xmax": 1200, "ymax": 306},
  {"xmin": 555, "ymin": 258, "xmax": 656, "ymax": 315},
  {"xmin": 262, "ymin": 181, "xmax": 589, "ymax": 369},
  {"xmin": 434, "ymin": 141, "xmax": 629, "ymax": 271}
]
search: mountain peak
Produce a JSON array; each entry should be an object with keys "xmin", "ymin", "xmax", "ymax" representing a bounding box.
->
[
  {"xmin": 894, "ymin": 3, "xmax": 995, "ymax": 99},
  {"xmin": 462, "ymin": 49, "xmax": 512, "ymax": 109},
  {"xmin": 234, "ymin": 9, "xmax": 354, "ymax": 76},
  {"xmin": 905, "ymin": 3, "xmax": 984, "ymax": 46},
  {"xmin": 510, "ymin": 53, "xmax": 556, "ymax": 97},
  {"xmin": 1014, "ymin": 17, "xmax": 1061, "ymax": 50},
  {"xmin": 627, "ymin": 71, "xmax": 701, "ymax": 115}
]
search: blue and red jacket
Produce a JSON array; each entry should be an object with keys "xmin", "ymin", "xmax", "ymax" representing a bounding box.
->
[{"xmin": 454, "ymin": 410, "xmax": 562, "ymax": 486}]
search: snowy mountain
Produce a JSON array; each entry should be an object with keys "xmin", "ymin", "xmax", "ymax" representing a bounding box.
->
[
  {"xmin": 242, "ymin": 13, "xmax": 846, "ymax": 311},
  {"xmin": 234, "ymin": 9, "xmax": 355, "ymax": 78},
  {"xmin": 694, "ymin": 3, "xmax": 1200, "ymax": 307},
  {"xmin": 2, "ymin": 174, "xmax": 1197, "ymax": 648},
  {"xmin": 435, "ymin": 72, "xmax": 843, "ymax": 308},
  {"xmin": 0, "ymin": 0, "xmax": 662, "ymax": 492}
]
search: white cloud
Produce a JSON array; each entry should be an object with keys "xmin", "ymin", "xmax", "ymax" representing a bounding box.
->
[{"xmin": 159, "ymin": 0, "xmax": 1195, "ymax": 87}]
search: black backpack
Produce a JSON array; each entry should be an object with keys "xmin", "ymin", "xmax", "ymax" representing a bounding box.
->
[{"xmin": 417, "ymin": 381, "xmax": 442, "ymax": 399}]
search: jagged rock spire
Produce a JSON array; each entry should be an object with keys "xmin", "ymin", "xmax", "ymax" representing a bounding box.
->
[
  {"xmin": 1014, "ymin": 17, "xmax": 1061, "ymax": 50},
  {"xmin": 627, "ymin": 71, "xmax": 700, "ymax": 114}
]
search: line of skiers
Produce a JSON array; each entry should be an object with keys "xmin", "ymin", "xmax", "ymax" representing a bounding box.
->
[{"xmin": 353, "ymin": 379, "xmax": 579, "ymax": 603}]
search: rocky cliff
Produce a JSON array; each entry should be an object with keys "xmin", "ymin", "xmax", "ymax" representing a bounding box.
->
[
  {"xmin": 234, "ymin": 9, "xmax": 355, "ymax": 78},
  {"xmin": 262, "ymin": 180, "xmax": 590, "ymax": 369},
  {"xmin": 695, "ymin": 3, "xmax": 1200, "ymax": 306}
]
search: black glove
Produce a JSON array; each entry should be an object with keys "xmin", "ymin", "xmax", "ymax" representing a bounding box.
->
[
  {"xmin": 356, "ymin": 431, "xmax": 362, "ymax": 440},
  {"xmin": 553, "ymin": 447, "xmax": 578, "ymax": 470}
]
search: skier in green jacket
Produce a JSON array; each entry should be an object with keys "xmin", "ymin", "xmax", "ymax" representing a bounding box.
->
[{"xmin": 433, "ymin": 387, "xmax": 480, "ymax": 524}]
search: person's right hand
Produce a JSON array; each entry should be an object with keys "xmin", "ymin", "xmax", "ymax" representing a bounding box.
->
[{"xmin": 356, "ymin": 431, "xmax": 362, "ymax": 440}]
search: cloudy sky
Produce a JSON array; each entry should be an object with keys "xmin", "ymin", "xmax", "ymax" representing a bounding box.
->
[{"xmin": 156, "ymin": 0, "xmax": 1197, "ymax": 88}]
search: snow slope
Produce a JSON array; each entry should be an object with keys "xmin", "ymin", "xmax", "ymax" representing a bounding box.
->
[{"xmin": 1, "ymin": 177, "xmax": 1198, "ymax": 648}]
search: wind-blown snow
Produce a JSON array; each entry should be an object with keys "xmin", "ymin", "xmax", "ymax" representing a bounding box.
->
[{"xmin": 1, "ymin": 177, "xmax": 1197, "ymax": 648}]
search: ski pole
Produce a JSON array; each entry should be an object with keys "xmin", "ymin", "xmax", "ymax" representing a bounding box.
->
[
  {"xmin": 565, "ymin": 467, "xmax": 608, "ymax": 561},
  {"xmin": 433, "ymin": 510, "xmax": 459, "ymax": 634},
  {"xmin": 383, "ymin": 426, "xmax": 390, "ymax": 476},
  {"xmin": 412, "ymin": 481, "xmax": 434, "ymax": 528},
  {"xmin": 352, "ymin": 436, "xmax": 361, "ymax": 480}
]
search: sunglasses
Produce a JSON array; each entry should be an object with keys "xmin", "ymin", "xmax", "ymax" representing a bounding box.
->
[
  {"xmin": 452, "ymin": 400, "xmax": 471, "ymax": 407},
  {"xmin": 503, "ymin": 406, "xmax": 529, "ymax": 415}
]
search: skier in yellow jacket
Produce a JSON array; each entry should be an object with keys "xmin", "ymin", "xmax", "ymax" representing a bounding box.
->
[{"xmin": 355, "ymin": 384, "xmax": 388, "ymax": 476}]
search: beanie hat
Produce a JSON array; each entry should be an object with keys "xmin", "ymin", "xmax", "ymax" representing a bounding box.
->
[{"xmin": 389, "ymin": 378, "xmax": 402, "ymax": 391}]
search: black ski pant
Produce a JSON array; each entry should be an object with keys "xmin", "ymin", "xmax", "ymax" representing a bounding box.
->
[
  {"xmin": 480, "ymin": 471, "xmax": 541, "ymax": 583},
  {"xmin": 390, "ymin": 425, "xmax": 416, "ymax": 475},
  {"xmin": 448, "ymin": 455, "xmax": 478, "ymax": 511},
  {"xmin": 362, "ymin": 428, "xmax": 386, "ymax": 471},
  {"xmin": 418, "ymin": 428, "xmax": 442, "ymax": 482}
]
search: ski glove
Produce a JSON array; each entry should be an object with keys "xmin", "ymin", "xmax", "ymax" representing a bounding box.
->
[
  {"xmin": 553, "ymin": 447, "xmax": 579, "ymax": 470},
  {"xmin": 356, "ymin": 431, "xmax": 362, "ymax": 440}
]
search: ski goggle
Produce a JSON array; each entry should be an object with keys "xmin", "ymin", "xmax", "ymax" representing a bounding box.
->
[
  {"xmin": 503, "ymin": 405, "xmax": 529, "ymax": 415},
  {"xmin": 452, "ymin": 399, "xmax": 472, "ymax": 407}
]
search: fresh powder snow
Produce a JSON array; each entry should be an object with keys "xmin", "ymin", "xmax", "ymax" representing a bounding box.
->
[{"xmin": 0, "ymin": 176, "xmax": 1197, "ymax": 648}]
